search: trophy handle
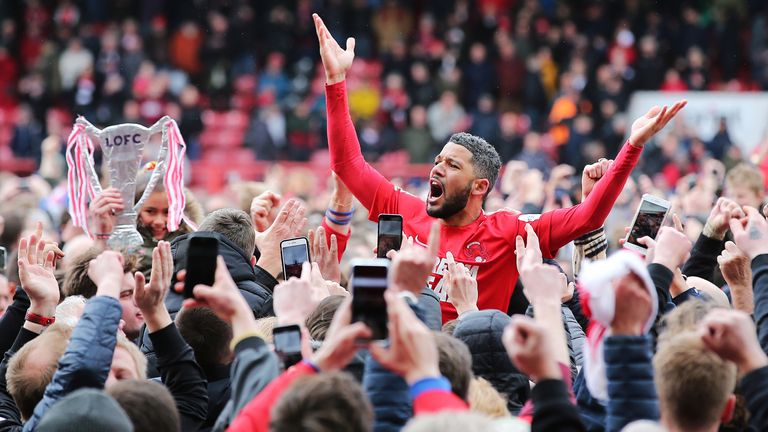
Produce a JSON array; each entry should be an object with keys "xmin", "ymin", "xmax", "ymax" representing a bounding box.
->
[{"xmin": 133, "ymin": 116, "xmax": 171, "ymax": 212}]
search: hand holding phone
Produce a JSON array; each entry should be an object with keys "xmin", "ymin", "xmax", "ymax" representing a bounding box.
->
[
  {"xmin": 350, "ymin": 258, "xmax": 389, "ymax": 341},
  {"xmin": 281, "ymin": 237, "xmax": 310, "ymax": 280},
  {"xmin": 623, "ymin": 194, "xmax": 671, "ymax": 255},
  {"xmin": 273, "ymin": 324, "xmax": 303, "ymax": 368},
  {"xmin": 183, "ymin": 235, "xmax": 219, "ymax": 299},
  {"xmin": 377, "ymin": 214, "xmax": 403, "ymax": 259}
]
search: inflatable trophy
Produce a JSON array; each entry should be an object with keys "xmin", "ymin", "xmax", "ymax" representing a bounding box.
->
[{"xmin": 65, "ymin": 116, "xmax": 186, "ymax": 251}]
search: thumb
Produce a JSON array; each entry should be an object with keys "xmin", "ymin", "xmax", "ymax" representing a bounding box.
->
[
  {"xmin": 134, "ymin": 271, "xmax": 146, "ymax": 294},
  {"xmin": 346, "ymin": 37, "xmax": 356, "ymax": 53}
]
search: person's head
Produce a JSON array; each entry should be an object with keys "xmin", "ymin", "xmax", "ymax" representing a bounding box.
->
[
  {"xmin": 657, "ymin": 299, "xmax": 721, "ymax": 347},
  {"xmin": 60, "ymin": 234, "xmax": 94, "ymax": 271},
  {"xmin": 434, "ymin": 332, "xmax": 473, "ymax": 401},
  {"xmin": 106, "ymin": 334, "xmax": 148, "ymax": 387},
  {"xmin": 468, "ymin": 377, "xmax": 510, "ymax": 419},
  {"xmin": 35, "ymin": 389, "xmax": 133, "ymax": 432},
  {"xmin": 63, "ymin": 249, "xmax": 144, "ymax": 339},
  {"xmin": 403, "ymin": 412, "xmax": 496, "ymax": 432},
  {"xmin": 106, "ymin": 379, "xmax": 180, "ymax": 432},
  {"xmin": 654, "ymin": 332, "xmax": 737, "ymax": 432},
  {"xmin": 270, "ymin": 372, "xmax": 373, "ymax": 432},
  {"xmin": 725, "ymin": 163, "xmax": 764, "ymax": 209},
  {"xmin": 428, "ymin": 133, "xmax": 501, "ymax": 220},
  {"xmin": 306, "ymin": 295, "xmax": 345, "ymax": 341},
  {"xmin": 176, "ymin": 306, "xmax": 233, "ymax": 367},
  {"xmin": 7, "ymin": 324, "xmax": 73, "ymax": 420},
  {"xmin": 198, "ymin": 208, "xmax": 256, "ymax": 258},
  {"xmin": 253, "ymin": 316, "xmax": 278, "ymax": 343},
  {"xmin": 140, "ymin": 190, "xmax": 170, "ymax": 239}
]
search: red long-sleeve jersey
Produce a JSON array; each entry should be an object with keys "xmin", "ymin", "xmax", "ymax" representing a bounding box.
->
[{"xmin": 326, "ymin": 81, "xmax": 641, "ymax": 322}]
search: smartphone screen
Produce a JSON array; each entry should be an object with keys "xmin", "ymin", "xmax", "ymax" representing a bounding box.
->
[
  {"xmin": 0, "ymin": 246, "xmax": 6, "ymax": 273},
  {"xmin": 273, "ymin": 324, "xmax": 303, "ymax": 368},
  {"xmin": 377, "ymin": 214, "xmax": 403, "ymax": 259},
  {"xmin": 184, "ymin": 235, "xmax": 219, "ymax": 299},
  {"xmin": 281, "ymin": 238, "xmax": 309, "ymax": 280},
  {"xmin": 627, "ymin": 199, "xmax": 669, "ymax": 247},
  {"xmin": 351, "ymin": 262, "xmax": 389, "ymax": 341}
]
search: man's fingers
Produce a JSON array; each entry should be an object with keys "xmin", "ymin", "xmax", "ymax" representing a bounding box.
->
[
  {"xmin": 672, "ymin": 213, "xmax": 684, "ymax": 233},
  {"xmin": 524, "ymin": 224, "xmax": 540, "ymax": 252},
  {"xmin": 346, "ymin": 37, "xmax": 355, "ymax": 54},
  {"xmin": 514, "ymin": 235, "xmax": 525, "ymax": 267},
  {"xmin": 300, "ymin": 261, "xmax": 312, "ymax": 281},
  {"xmin": 329, "ymin": 234, "xmax": 338, "ymax": 260},
  {"xmin": 446, "ymin": 251, "xmax": 456, "ymax": 274},
  {"xmin": 729, "ymin": 217, "xmax": 747, "ymax": 235},
  {"xmin": 43, "ymin": 250, "xmax": 55, "ymax": 272},
  {"xmin": 134, "ymin": 271, "xmax": 146, "ymax": 293}
]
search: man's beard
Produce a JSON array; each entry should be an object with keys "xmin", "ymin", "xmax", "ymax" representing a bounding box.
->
[{"xmin": 427, "ymin": 182, "xmax": 472, "ymax": 219}]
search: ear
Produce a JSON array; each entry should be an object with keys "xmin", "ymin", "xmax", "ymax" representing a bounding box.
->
[
  {"xmin": 251, "ymin": 256, "xmax": 257, "ymax": 266},
  {"xmin": 473, "ymin": 178, "xmax": 491, "ymax": 197},
  {"xmin": 720, "ymin": 394, "xmax": 736, "ymax": 425}
]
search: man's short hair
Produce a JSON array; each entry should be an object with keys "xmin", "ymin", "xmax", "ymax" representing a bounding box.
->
[
  {"xmin": 725, "ymin": 163, "xmax": 765, "ymax": 197},
  {"xmin": 449, "ymin": 132, "xmax": 501, "ymax": 197},
  {"xmin": 653, "ymin": 332, "xmax": 736, "ymax": 431},
  {"xmin": 468, "ymin": 377, "xmax": 510, "ymax": 418},
  {"xmin": 657, "ymin": 299, "xmax": 721, "ymax": 348},
  {"xmin": 253, "ymin": 316, "xmax": 277, "ymax": 343},
  {"xmin": 270, "ymin": 372, "xmax": 373, "ymax": 432},
  {"xmin": 176, "ymin": 306, "xmax": 233, "ymax": 367},
  {"xmin": 403, "ymin": 412, "xmax": 496, "ymax": 432},
  {"xmin": 106, "ymin": 379, "xmax": 180, "ymax": 432},
  {"xmin": 305, "ymin": 295, "xmax": 345, "ymax": 341},
  {"xmin": 434, "ymin": 332, "xmax": 473, "ymax": 401},
  {"xmin": 7, "ymin": 324, "xmax": 73, "ymax": 420},
  {"xmin": 62, "ymin": 248, "xmax": 137, "ymax": 298},
  {"xmin": 198, "ymin": 208, "xmax": 256, "ymax": 256}
]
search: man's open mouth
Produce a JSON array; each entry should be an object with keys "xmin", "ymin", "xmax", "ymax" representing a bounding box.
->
[{"xmin": 428, "ymin": 179, "xmax": 444, "ymax": 203}]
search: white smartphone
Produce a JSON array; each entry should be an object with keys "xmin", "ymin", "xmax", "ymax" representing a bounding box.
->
[
  {"xmin": 349, "ymin": 258, "xmax": 390, "ymax": 341},
  {"xmin": 623, "ymin": 194, "xmax": 671, "ymax": 255},
  {"xmin": 280, "ymin": 237, "xmax": 310, "ymax": 280}
]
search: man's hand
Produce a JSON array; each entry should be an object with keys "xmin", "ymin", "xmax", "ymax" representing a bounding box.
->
[
  {"xmin": 502, "ymin": 315, "xmax": 561, "ymax": 382},
  {"xmin": 313, "ymin": 13, "xmax": 355, "ymax": 85},
  {"xmin": 312, "ymin": 296, "xmax": 372, "ymax": 371},
  {"xmin": 308, "ymin": 226, "xmax": 341, "ymax": 283},
  {"xmin": 369, "ymin": 291, "xmax": 440, "ymax": 384},
  {"xmin": 273, "ymin": 262, "xmax": 328, "ymax": 326},
  {"xmin": 581, "ymin": 158, "xmax": 613, "ymax": 202},
  {"xmin": 255, "ymin": 199, "xmax": 308, "ymax": 277},
  {"xmin": 628, "ymin": 100, "xmax": 687, "ymax": 148},
  {"xmin": 718, "ymin": 241, "xmax": 752, "ymax": 292},
  {"xmin": 699, "ymin": 309, "xmax": 768, "ymax": 377},
  {"xmin": 88, "ymin": 251, "xmax": 125, "ymax": 299},
  {"xmin": 387, "ymin": 222, "xmax": 440, "ymax": 296},
  {"xmin": 704, "ymin": 197, "xmax": 745, "ymax": 240},
  {"xmin": 730, "ymin": 206, "xmax": 768, "ymax": 259},
  {"xmin": 515, "ymin": 224, "xmax": 543, "ymax": 271},
  {"xmin": 89, "ymin": 187, "xmax": 124, "ymax": 236},
  {"xmin": 445, "ymin": 251, "xmax": 478, "ymax": 315},
  {"xmin": 134, "ymin": 241, "xmax": 173, "ymax": 331},
  {"xmin": 515, "ymin": 224, "xmax": 566, "ymax": 305},
  {"xmin": 650, "ymin": 226, "xmax": 692, "ymax": 271},
  {"xmin": 250, "ymin": 191, "xmax": 281, "ymax": 233},
  {"xmin": 182, "ymin": 257, "xmax": 253, "ymax": 329},
  {"xmin": 610, "ymin": 272, "xmax": 653, "ymax": 336},
  {"xmin": 17, "ymin": 232, "xmax": 60, "ymax": 317}
]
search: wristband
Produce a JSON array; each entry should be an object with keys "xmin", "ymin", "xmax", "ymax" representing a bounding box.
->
[
  {"xmin": 325, "ymin": 211, "xmax": 353, "ymax": 226},
  {"xmin": 327, "ymin": 208, "xmax": 355, "ymax": 217},
  {"xmin": 25, "ymin": 311, "xmax": 55, "ymax": 327}
]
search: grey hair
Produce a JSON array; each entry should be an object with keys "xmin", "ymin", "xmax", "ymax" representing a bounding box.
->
[
  {"xmin": 55, "ymin": 295, "xmax": 88, "ymax": 327},
  {"xmin": 448, "ymin": 132, "xmax": 501, "ymax": 197}
]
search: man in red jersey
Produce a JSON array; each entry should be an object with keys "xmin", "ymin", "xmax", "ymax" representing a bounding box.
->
[{"xmin": 313, "ymin": 14, "xmax": 686, "ymax": 322}]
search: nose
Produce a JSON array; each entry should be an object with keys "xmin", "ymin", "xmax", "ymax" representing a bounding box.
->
[
  {"xmin": 430, "ymin": 164, "xmax": 445, "ymax": 179},
  {"xmin": 153, "ymin": 214, "xmax": 167, "ymax": 227}
]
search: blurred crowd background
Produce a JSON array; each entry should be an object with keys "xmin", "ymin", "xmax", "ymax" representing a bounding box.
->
[{"xmin": 2, "ymin": 0, "xmax": 768, "ymax": 262}]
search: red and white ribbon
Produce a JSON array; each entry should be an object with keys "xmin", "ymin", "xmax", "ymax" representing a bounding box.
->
[
  {"xmin": 163, "ymin": 119, "xmax": 186, "ymax": 232},
  {"xmin": 65, "ymin": 121, "xmax": 97, "ymax": 235}
]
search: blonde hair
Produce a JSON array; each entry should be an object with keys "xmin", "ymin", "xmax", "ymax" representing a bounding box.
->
[
  {"xmin": 254, "ymin": 316, "xmax": 278, "ymax": 343},
  {"xmin": 468, "ymin": 377, "xmax": 510, "ymax": 419},
  {"xmin": 116, "ymin": 333, "xmax": 148, "ymax": 380},
  {"xmin": 725, "ymin": 163, "xmax": 764, "ymax": 198}
]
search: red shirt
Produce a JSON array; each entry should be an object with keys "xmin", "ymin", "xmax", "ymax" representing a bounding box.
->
[{"xmin": 326, "ymin": 81, "xmax": 642, "ymax": 322}]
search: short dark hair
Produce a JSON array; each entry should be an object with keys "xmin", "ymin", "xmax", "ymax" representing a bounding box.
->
[
  {"xmin": 448, "ymin": 132, "xmax": 501, "ymax": 196},
  {"xmin": 434, "ymin": 332, "xmax": 473, "ymax": 401},
  {"xmin": 270, "ymin": 372, "xmax": 373, "ymax": 432},
  {"xmin": 176, "ymin": 306, "xmax": 233, "ymax": 366},
  {"xmin": 198, "ymin": 208, "xmax": 256, "ymax": 257},
  {"xmin": 106, "ymin": 380, "xmax": 180, "ymax": 432},
  {"xmin": 63, "ymin": 248, "xmax": 137, "ymax": 298},
  {"xmin": 305, "ymin": 295, "xmax": 345, "ymax": 341}
]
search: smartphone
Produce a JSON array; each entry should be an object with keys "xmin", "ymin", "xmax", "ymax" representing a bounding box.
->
[
  {"xmin": 183, "ymin": 234, "xmax": 219, "ymax": 299},
  {"xmin": 273, "ymin": 324, "xmax": 303, "ymax": 368},
  {"xmin": 377, "ymin": 214, "xmax": 403, "ymax": 259},
  {"xmin": 281, "ymin": 237, "xmax": 310, "ymax": 280},
  {"xmin": 623, "ymin": 194, "xmax": 671, "ymax": 255},
  {"xmin": 0, "ymin": 246, "xmax": 6, "ymax": 274},
  {"xmin": 350, "ymin": 258, "xmax": 389, "ymax": 341}
]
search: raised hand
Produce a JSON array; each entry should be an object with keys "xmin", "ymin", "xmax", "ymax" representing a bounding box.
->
[
  {"xmin": 88, "ymin": 251, "xmax": 125, "ymax": 299},
  {"xmin": 502, "ymin": 315, "xmax": 561, "ymax": 382},
  {"xmin": 704, "ymin": 197, "xmax": 745, "ymax": 240},
  {"xmin": 699, "ymin": 309, "xmax": 768, "ymax": 377},
  {"xmin": 273, "ymin": 262, "xmax": 329, "ymax": 326},
  {"xmin": 515, "ymin": 224, "xmax": 543, "ymax": 271},
  {"xmin": 718, "ymin": 241, "xmax": 754, "ymax": 314},
  {"xmin": 308, "ymin": 226, "xmax": 341, "ymax": 283},
  {"xmin": 89, "ymin": 187, "xmax": 124, "ymax": 237},
  {"xmin": 445, "ymin": 251, "xmax": 478, "ymax": 315},
  {"xmin": 729, "ymin": 206, "xmax": 768, "ymax": 259},
  {"xmin": 313, "ymin": 13, "xmax": 355, "ymax": 85},
  {"xmin": 134, "ymin": 241, "xmax": 173, "ymax": 331},
  {"xmin": 250, "ymin": 191, "xmax": 281, "ymax": 233},
  {"xmin": 311, "ymin": 296, "xmax": 372, "ymax": 371},
  {"xmin": 581, "ymin": 158, "xmax": 613, "ymax": 202},
  {"xmin": 182, "ymin": 257, "xmax": 251, "ymax": 323},
  {"xmin": 255, "ymin": 199, "xmax": 308, "ymax": 277},
  {"xmin": 649, "ymin": 225, "xmax": 692, "ymax": 271},
  {"xmin": 17, "ymin": 231, "xmax": 59, "ymax": 316},
  {"xmin": 610, "ymin": 272, "xmax": 653, "ymax": 336},
  {"xmin": 628, "ymin": 100, "xmax": 687, "ymax": 148},
  {"xmin": 387, "ymin": 221, "xmax": 440, "ymax": 296}
]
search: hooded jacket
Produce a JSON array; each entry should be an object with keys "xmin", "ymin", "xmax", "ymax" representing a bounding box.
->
[{"xmin": 453, "ymin": 310, "xmax": 531, "ymax": 414}]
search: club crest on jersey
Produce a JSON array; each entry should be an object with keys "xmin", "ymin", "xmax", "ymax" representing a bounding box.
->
[
  {"xmin": 518, "ymin": 214, "xmax": 541, "ymax": 222},
  {"xmin": 462, "ymin": 241, "xmax": 488, "ymax": 263}
]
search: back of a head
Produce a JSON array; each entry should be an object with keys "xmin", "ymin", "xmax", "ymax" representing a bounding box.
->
[
  {"xmin": 176, "ymin": 306, "xmax": 233, "ymax": 367},
  {"xmin": 107, "ymin": 379, "xmax": 180, "ymax": 432},
  {"xmin": 63, "ymin": 248, "xmax": 137, "ymax": 298},
  {"xmin": 270, "ymin": 372, "xmax": 373, "ymax": 432},
  {"xmin": 434, "ymin": 332, "xmax": 473, "ymax": 401},
  {"xmin": 306, "ymin": 295, "xmax": 345, "ymax": 341},
  {"xmin": 36, "ymin": 389, "xmax": 133, "ymax": 432},
  {"xmin": 657, "ymin": 299, "xmax": 721, "ymax": 347},
  {"xmin": 620, "ymin": 420, "xmax": 666, "ymax": 432},
  {"xmin": 468, "ymin": 377, "xmax": 510, "ymax": 419},
  {"xmin": 198, "ymin": 208, "xmax": 256, "ymax": 256},
  {"xmin": 7, "ymin": 324, "xmax": 73, "ymax": 420},
  {"xmin": 653, "ymin": 332, "xmax": 736, "ymax": 431},
  {"xmin": 254, "ymin": 316, "xmax": 277, "ymax": 343},
  {"xmin": 449, "ymin": 132, "xmax": 501, "ymax": 197},
  {"xmin": 403, "ymin": 412, "xmax": 496, "ymax": 432}
]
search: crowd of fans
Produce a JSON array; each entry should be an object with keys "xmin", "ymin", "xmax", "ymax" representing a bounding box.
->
[{"xmin": 3, "ymin": 1, "xmax": 768, "ymax": 432}]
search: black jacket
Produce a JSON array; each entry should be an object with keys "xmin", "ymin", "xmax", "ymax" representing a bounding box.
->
[
  {"xmin": 453, "ymin": 310, "xmax": 530, "ymax": 414},
  {"xmin": 168, "ymin": 232, "xmax": 277, "ymax": 318}
]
